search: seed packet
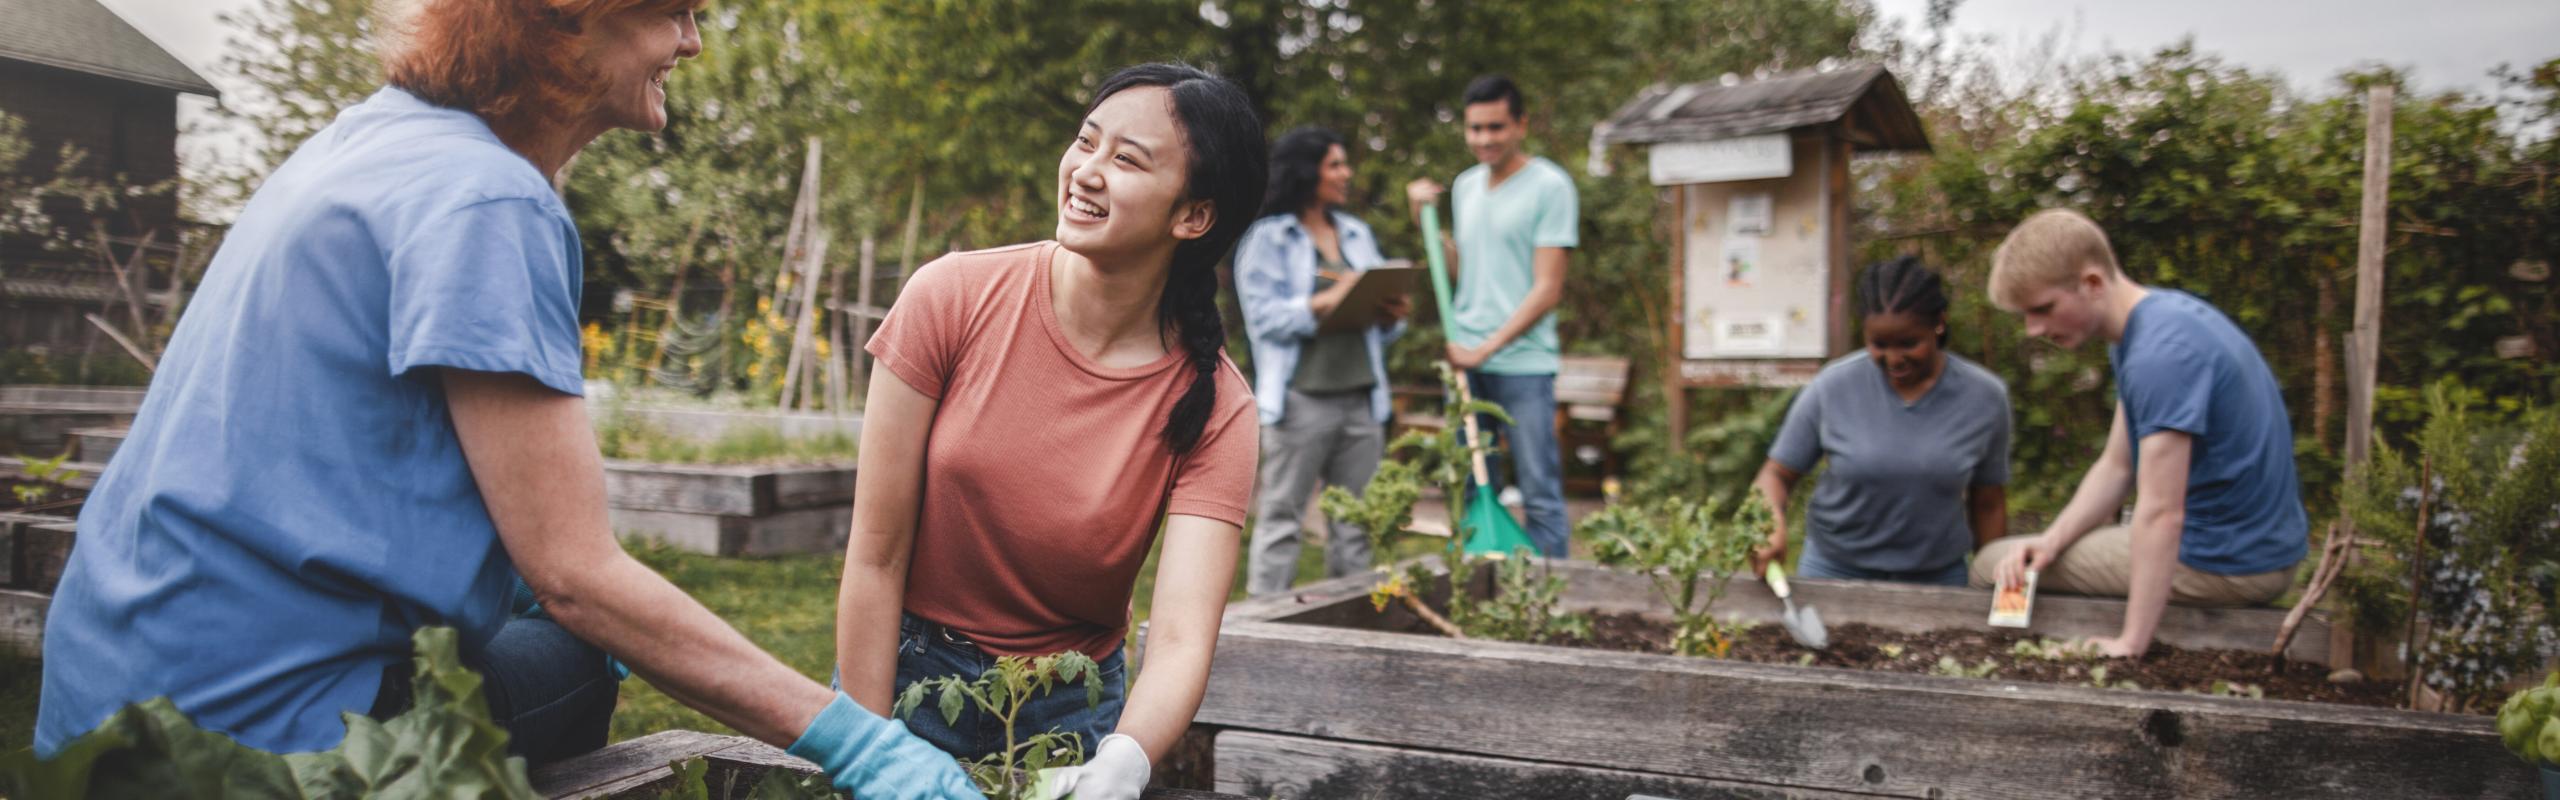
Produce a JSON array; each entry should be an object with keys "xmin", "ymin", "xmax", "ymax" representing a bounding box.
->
[{"xmin": 1989, "ymin": 569, "xmax": 2037, "ymax": 628}]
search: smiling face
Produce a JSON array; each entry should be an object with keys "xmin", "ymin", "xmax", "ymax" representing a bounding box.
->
[
  {"xmin": 2013, "ymin": 268, "xmax": 2111, "ymax": 349},
  {"xmin": 584, "ymin": 6, "xmax": 703, "ymax": 134},
  {"xmin": 1314, "ymin": 144, "xmax": 1352, "ymax": 208},
  {"xmin": 1462, "ymin": 100, "xmax": 1524, "ymax": 168},
  {"xmin": 1056, "ymin": 85, "xmax": 1214, "ymax": 263},
  {"xmin": 1863, "ymin": 310, "xmax": 1944, "ymax": 390}
]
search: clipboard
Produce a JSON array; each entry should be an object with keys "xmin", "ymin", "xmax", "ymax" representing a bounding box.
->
[{"xmin": 1314, "ymin": 260, "xmax": 1420, "ymax": 334}]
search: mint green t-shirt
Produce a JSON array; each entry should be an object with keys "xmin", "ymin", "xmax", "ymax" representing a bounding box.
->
[{"xmin": 1449, "ymin": 156, "xmax": 1578, "ymax": 375}]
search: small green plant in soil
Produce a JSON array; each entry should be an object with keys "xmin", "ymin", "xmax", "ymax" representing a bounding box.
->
[
  {"xmin": 10, "ymin": 450, "xmax": 80, "ymax": 507},
  {"xmin": 2498, "ymin": 671, "xmax": 2560, "ymax": 766},
  {"xmin": 1324, "ymin": 363, "xmax": 1589, "ymax": 645},
  {"xmin": 1932, "ymin": 656, "xmax": 2001, "ymax": 680},
  {"xmin": 2010, "ymin": 637, "xmax": 2100, "ymax": 662},
  {"xmin": 2, "ymin": 627, "xmax": 538, "ymax": 798},
  {"xmin": 891, "ymin": 651, "xmax": 1104, "ymax": 800},
  {"xmin": 2082, "ymin": 664, "xmax": 2141, "ymax": 691},
  {"xmin": 1583, "ymin": 492, "xmax": 1771, "ymax": 657}
]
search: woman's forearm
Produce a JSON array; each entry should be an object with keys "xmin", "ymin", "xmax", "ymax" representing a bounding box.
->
[
  {"xmin": 834, "ymin": 558, "xmax": 907, "ymax": 715},
  {"xmin": 444, "ymin": 369, "xmax": 832, "ymax": 747},
  {"xmin": 1111, "ymin": 634, "xmax": 1214, "ymax": 763},
  {"xmin": 1119, "ymin": 515, "xmax": 1242, "ymax": 762}
]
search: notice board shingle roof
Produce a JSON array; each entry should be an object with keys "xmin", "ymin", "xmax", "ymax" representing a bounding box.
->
[
  {"xmin": 0, "ymin": 0, "xmax": 219, "ymax": 96},
  {"xmin": 1596, "ymin": 63, "xmax": 1927, "ymax": 153}
]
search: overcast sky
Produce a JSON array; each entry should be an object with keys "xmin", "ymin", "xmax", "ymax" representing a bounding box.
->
[{"xmin": 94, "ymin": 0, "xmax": 2560, "ymax": 189}]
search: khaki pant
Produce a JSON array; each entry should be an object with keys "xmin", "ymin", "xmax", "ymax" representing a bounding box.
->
[{"xmin": 1968, "ymin": 526, "xmax": 2294, "ymax": 607}]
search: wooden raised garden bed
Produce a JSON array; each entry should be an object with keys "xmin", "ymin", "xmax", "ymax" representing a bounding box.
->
[
  {"xmin": 1175, "ymin": 561, "xmax": 2528, "ymax": 799},
  {"xmin": 531, "ymin": 730, "xmax": 1246, "ymax": 799},
  {"xmin": 0, "ymin": 385, "xmax": 144, "ymax": 456},
  {"xmin": 604, "ymin": 461, "xmax": 854, "ymax": 557}
]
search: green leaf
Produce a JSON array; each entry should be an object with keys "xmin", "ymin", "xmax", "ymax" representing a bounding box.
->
[
  {"xmin": 938, "ymin": 682, "xmax": 967, "ymax": 727},
  {"xmin": 0, "ymin": 626, "xmax": 539, "ymax": 799}
]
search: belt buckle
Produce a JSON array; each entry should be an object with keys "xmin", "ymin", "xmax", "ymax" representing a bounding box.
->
[{"xmin": 937, "ymin": 625, "xmax": 974, "ymax": 648}]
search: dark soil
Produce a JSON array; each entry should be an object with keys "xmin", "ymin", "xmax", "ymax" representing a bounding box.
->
[{"xmin": 1556, "ymin": 612, "xmax": 2413, "ymax": 710}]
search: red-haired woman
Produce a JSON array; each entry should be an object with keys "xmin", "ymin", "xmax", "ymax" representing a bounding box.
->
[{"xmin": 33, "ymin": 2, "xmax": 974, "ymax": 795}]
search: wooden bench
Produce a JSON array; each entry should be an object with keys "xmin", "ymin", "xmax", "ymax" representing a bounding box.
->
[{"xmin": 1389, "ymin": 354, "xmax": 1634, "ymax": 494}]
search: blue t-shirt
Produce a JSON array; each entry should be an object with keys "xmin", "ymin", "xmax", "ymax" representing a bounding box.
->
[
  {"xmin": 36, "ymin": 87, "xmax": 584, "ymax": 755},
  {"xmin": 1449, "ymin": 156, "xmax": 1577, "ymax": 375},
  {"xmin": 2111, "ymin": 289, "xmax": 2307, "ymax": 575},
  {"xmin": 1767, "ymin": 352, "xmax": 2012, "ymax": 573}
]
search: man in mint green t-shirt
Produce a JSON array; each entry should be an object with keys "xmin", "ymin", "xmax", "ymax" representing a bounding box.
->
[{"xmin": 1405, "ymin": 74, "xmax": 1580, "ymax": 557}]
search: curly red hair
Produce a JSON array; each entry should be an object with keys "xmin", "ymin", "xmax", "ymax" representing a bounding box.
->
[{"xmin": 384, "ymin": 0, "xmax": 702, "ymax": 148}]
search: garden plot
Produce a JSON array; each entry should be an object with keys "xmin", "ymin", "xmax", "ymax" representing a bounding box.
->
[
  {"xmin": 0, "ymin": 385, "xmax": 144, "ymax": 455},
  {"xmin": 605, "ymin": 461, "xmax": 854, "ymax": 556},
  {"xmin": 530, "ymin": 730, "xmax": 1248, "ymax": 800},
  {"xmin": 1176, "ymin": 562, "xmax": 2528, "ymax": 799},
  {"xmin": 1, "ymin": 453, "xmax": 91, "ymax": 658}
]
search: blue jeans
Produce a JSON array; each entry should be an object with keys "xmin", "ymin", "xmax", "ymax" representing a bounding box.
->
[
  {"xmin": 1466, "ymin": 371, "xmax": 1567, "ymax": 558},
  {"xmin": 1795, "ymin": 536, "xmax": 1971, "ymax": 586},
  {"xmin": 372, "ymin": 617, "xmax": 619, "ymax": 766},
  {"xmin": 891, "ymin": 613, "xmax": 1127, "ymax": 762}
]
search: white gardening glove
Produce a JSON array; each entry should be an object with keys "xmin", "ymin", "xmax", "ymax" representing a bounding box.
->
[{"xmin": 1035, "ymin": 733, "xmax": 1150, "ymax": 800}]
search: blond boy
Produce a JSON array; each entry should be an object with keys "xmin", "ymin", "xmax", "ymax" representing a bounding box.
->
[{"xmin": 1971, "ymin": 209, "xmax": 2307, "ymax": 658}]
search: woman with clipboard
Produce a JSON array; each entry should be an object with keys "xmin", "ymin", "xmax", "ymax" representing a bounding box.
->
[{"xmin": 1235, "ymin": 126, "xmax": 1415, "ymax": 596}]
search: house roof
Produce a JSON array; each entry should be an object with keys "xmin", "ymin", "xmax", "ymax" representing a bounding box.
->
[
  {"xmin": 1594, "ymin": 63, "xmax": 1927, "ymax": 153},
  {"xmin": 0, "ymin": 0, "xmax": 219, "ymax": 97}
]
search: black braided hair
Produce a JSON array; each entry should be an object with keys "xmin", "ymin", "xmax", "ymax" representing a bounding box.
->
[
  {"xmin": 1086, "ymin": 63, "xmax": 1268, "ymax": 455},
  {"xmin": 1859, "ymin": 255, "xmax": 1951, "ymax": 346}
]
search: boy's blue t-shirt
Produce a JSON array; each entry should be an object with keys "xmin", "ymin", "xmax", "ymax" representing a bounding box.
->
[
  {"xmin": 35, "ymin": 87, "xmax": 584, "ymax": 754},
  {"xmin": 2111, "ymin": 289, "xmax": 2307, "ymax": 575}
]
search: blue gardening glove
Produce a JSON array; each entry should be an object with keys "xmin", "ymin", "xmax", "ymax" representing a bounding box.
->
[
  {"xmin": 509, "ymin": 576, "xmax": 631, "ymax": 681},
  {"xmin": 789, "ymin": 692, "xmax": 984, "ymax": 799}
]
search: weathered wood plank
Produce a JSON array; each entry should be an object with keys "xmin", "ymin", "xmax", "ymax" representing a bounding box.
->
[
  {"xmin": 1197, "ymin": 619, "xmax": 2525, "ymax": 798},
  {"xmin": 1543, "ymin": 561, "xmax": 2332, "ymax": 665},
  {"xmin": 603, "ymin": 462, "xmax": 854, "ymax": 516},
  {"xmin": 69, "ymin": 427, "xmax": 125, "ymax": 464},
  {"xmin": 532, "ymin": 729, "xmax": 737, "ymax": 799},
  {"xmin": 767, "ymin": 464, "xmax": 856, "ymax": 511},
  {"xmin": 1, "ymin": 588, "xmax": 49, "ymax": 658},
  {"xmin": 1215, "ymin": 730, "xmax": 1873, "ymax": 799},
  {"xmin": 537, "ymin": 731, "xmax": 1252, "ymax": 799},
  {"xmin": 603, "ymin": 462, "xmax": 775, "ymax": 517},
  {"xmin": 14, "ymin": 520, "xmax": 76, "ymax": 593},
  {"xmin": 0, "ymin": 385, "xmax": 148, "ymax": 409},
  {"xmin": 608, "ymin": 505, "xmax": 849, "ymax": 557}
]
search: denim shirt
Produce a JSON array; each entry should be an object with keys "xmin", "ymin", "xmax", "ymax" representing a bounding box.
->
[{"xmin": 1234, "ymin": 210, "xmax": 1405, "ymax": 425}]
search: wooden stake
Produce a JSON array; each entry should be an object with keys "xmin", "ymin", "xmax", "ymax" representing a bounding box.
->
[
  {"xmin": 2331, "ymin": 84, "xmax": 2394, "ymax": 672},
  {"xmin": 850, "ymin": 235, "xmax": 878, "ymax": 398},
  {"xmin": 1663, "ymin": 186, "xmax": 1688, "ymax": 443},
  {"xmin": 780, "ymin": 231, "xmax": 828, "ymax": 410}
]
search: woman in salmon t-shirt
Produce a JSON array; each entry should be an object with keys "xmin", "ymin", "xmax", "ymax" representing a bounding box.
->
[{"xmin": 832, "ymin": 63, "xmax": 1265, "ymax": 798}]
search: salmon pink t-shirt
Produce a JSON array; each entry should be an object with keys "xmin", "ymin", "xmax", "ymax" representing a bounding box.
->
[{"xmin": 866, "ymin": 241, "xmax": 1258, "ymax": 659}]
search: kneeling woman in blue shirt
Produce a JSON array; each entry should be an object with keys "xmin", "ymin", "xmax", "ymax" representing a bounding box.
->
[
  {"xmin": 1749, "ymin": 257, "xmax": 2012, "ymax": 586},
  {"xmin": 34, "ymin": 2, "xmax": 967, "ymax": 796}
]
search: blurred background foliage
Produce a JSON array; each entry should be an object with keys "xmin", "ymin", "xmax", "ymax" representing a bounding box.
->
[{"xmin": 189, "ymin": 0, "xmax": 2558, "ymax": 518}]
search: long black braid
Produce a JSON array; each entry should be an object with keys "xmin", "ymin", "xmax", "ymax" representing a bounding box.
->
[
  {"xmin": 1859, "ymin": 255, "xmax": 1951, "ymax": 346},
  {"xmin": 1086, "ymin": 64, "xmax": 1268, "ymax": 455}
]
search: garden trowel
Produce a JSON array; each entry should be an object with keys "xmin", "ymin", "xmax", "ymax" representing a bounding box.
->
[{"xmin": 1764, "ymin": 562, "xmax": 1829, "ymax": 650}]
